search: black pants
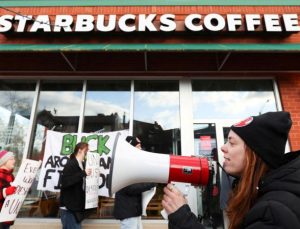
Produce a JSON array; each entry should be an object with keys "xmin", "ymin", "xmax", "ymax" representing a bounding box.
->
[{"xmin": 0, "ymin": 223, "xmax": 10, "ymax": 229}]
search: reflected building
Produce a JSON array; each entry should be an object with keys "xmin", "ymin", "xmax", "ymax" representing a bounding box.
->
[{"xmin": 134, "ymin": 120, "xmax": 180, "ymax": 155}]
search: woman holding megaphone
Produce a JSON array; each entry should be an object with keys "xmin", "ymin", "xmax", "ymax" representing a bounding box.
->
[{"xmin": 162, "ymin": 112, "xmax": 300, "ymax": 229}]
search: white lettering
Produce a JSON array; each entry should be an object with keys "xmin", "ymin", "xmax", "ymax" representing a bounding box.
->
[
  {"xmin": 0, "ymin": 13, "xmax": 298, "ymax": 34},
  {"xmin": 227, "ymin": 14, "xmax": 242, "ymax": 31},
  {"xmin": 30, "ymin": 15, "xmax": 51, "ymax": 32},
  {"xmin": 283, "ymin": 14, "xmax": 300, "ymax": 32},
  {"xmin": 54, "ymin": 15, "xmax": 73, "ymax": 32},
  {"xmin": 245, "ymin": 14, "xmax": 261, "ymax": 31},
  {"xmin": 264, "ymin": 14, "xmax": 282, "ymax": 32},
  {"xmin": 185, "ymin": 14, "xmax": 203, "ymax": 31},
  {"xmin": 96, "ymin": 15, "xmax": 116, "ymax": 32},
  {"xmin": 15, "ymin": 15, "xmax": 32, "ymax": 32},
  {"xmin": 204, "ymin": 14, "xmax": 226, "ymax": 31},
  {"xmin": 160, "ymin": 14, "xmax": 176, "ymax": 32},
  {"xmin": 138, "ymin": 14, "xmax": 157, "ymax": 31},
  {"xmin": 0, "ymin": 15, "xmax": 13, "ymax": 32},
  {"xmin": 119, "ymin": 14, "xmax": 136, "ymax": 32},
  {"xmin": 75, "ymin": 15, "xmax": 94, "ymax": 32}
]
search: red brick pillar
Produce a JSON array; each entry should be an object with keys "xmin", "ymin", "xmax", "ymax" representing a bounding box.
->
[{"xmin": 277, "ymin": 75, "xmax": 300, "ymax": 151}]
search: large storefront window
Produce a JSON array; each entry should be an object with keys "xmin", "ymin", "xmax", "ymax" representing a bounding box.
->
[
  {"xmin": 83, "ymin": 80, "xmax": 131, "ymax": 218},
  {"xmin": 83, "ymin": 80, "xmax": 131, "ymax": 133},
  {"xmin": 192, "ymin": 79, "xmax": 278, "ymax": 229},
  {"xmin": 20, "ymin": 81, "xmax": 83, "ymax": 218},
  {"xmin": 133, "ymin": 80, "xmax": 181, "ymax": 218},
  {"xmin": 0, "ymin": 80, "xmax": 36, "ymax": 171}
]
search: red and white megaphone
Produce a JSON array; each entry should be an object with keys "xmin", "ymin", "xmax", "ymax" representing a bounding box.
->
[{"xmin": 107, "ymin": 133, "xmax": 211, "ymax": 196}]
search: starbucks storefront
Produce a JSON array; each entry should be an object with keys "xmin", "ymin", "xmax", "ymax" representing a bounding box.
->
[{"xmin": 0, "ymin": 1, "xmax": 300, "ymax": 228}]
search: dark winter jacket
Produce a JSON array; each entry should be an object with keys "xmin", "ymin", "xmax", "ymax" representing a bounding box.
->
[
  {"xmin": 168, "ymin": 151, "xmax": 300, "ymax": 229},
  {"xmin": 113, "ymin": 183, "xmax": 155, "ymax": 220},
  {"xmin": 60, "ymin": 158, "xmax": 87, "ymax": 213}
]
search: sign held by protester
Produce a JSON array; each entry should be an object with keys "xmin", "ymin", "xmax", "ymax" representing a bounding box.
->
[
  {"xmin": 0, "ymin": 159, "xmax": 41, "ymax": 222},
  {"xmin": 37, "ymin": 130, "xmax": 128, "ymax": 197},
  {"xmin": 85, "ymin": 152, "xmax": 101, "ymax": 209}
]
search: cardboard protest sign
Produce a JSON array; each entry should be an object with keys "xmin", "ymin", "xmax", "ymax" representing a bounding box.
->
[
  {"xmin": 0, "ymin": 159, "xmax": 41, "ymax": 222},
  {"xmin": 37, "ymin": 130, "xmax": 128, "ymax": 197}
]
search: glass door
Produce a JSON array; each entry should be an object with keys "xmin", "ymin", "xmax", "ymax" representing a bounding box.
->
[{"xmin": 194, "ymin": 120, "xmax": 238, "ymax": 229}]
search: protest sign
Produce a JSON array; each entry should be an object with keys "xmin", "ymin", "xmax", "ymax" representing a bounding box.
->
[
  {"xmin": 0, "ymin": 159, "xmax": 41, "ymax": 222},
  {"xmin": 37, "ymin": 130, "xmax": 128, "ymax": 197},
  {"xmin": 85, "ymin": 152, "xmax": 101, "ymax": 209}
]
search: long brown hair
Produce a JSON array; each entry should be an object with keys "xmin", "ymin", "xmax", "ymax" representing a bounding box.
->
[
  {"xmin": 227, "ymin": 146, "xmax": 269, "ymax": 229},
  {"xmin": 70, "ymin": 142, "xmax": 88, "ymax": 159}
]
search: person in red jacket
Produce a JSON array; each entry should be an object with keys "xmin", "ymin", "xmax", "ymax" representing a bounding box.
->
[{"xmin": 0, "ymin": 150, "xmax": 16, "ymax": 229}]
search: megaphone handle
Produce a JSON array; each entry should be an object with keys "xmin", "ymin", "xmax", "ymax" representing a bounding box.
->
[
  {"xmin": 161, "ymin": 183, "xmax": 190, "ymax": 219},
  {"xmin": 171, "ymin": 182, "xmax": 190, "ymax": 197}
]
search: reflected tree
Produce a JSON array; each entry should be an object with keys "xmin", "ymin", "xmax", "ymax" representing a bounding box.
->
[{"xmin": 0, "ymin": 91, "xmax": 32, "ymax": 164}]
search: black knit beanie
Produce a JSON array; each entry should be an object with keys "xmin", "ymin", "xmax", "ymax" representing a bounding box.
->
[
  {"xmin": 125, "ymin": 136, "xmax": 140, "ymax": 147},
  {"xmin": 230, "ymin": 111, "xmax": 292, "ymax": 169}
]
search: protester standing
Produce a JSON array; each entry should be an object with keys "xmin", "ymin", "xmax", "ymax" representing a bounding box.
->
[
  {"xmin": 60, "ymin": 142, "xmax": 91, "ymax": 229},
  {"xmin": 113, "ymin": 136, "xmax": 155, "ymax": 229}
]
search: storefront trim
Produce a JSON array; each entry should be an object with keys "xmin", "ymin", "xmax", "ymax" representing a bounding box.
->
[
  {"xmin": 0, "ymin": 0, "xmax": 299, "ymax": 7},
  {"xmin": 13, "ymin": 218, "xmax": 168, "ymax": 228},
  {"xmin": 1, "ymin": 44, "xmax": 300, "ymax": 52},
  {"xmin": 22, "ymin": 80, "xmax": 40, "ymax": 161}
]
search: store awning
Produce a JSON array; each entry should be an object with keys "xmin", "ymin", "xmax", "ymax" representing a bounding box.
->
[
  {"xmin": 1, "ymin": 43, "xmax": 300, "ymax": 73},
  {"xmin": 1, "ymin": 44, "xmax": 300, "ymax": 52}
]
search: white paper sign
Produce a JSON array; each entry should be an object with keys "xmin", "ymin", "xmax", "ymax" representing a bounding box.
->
[
  {"xmin": 160, "ymin": 182, "xmax": 191, "ymax": 219},
  {"xmin": 142, "ymin": 187, "xmax": 156, "ymax": 216},
  {"xmin": 0, "ymin": 159, "xmax": 41, "ymax": 222},
  {"xmin": 85, "ymin": 152, "xmax": 101, "ymax": 209}
]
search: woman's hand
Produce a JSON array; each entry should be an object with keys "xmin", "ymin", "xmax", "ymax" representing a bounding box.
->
[
  {"xmin": 162, "ymin": 183, "xmax": 188, "ymax": 215},
  {"xmin": 85, "ymin": 168, "xmax": 92, "ymax": 176}
]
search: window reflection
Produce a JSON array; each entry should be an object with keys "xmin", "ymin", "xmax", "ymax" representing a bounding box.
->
[
  {"xmin": 134, "ymin": 80, "xmax": 181, "ymax": 154},
  {"xmin": 133, "ymin": 80, "xmax": 181, "ymax": 219},
  {"xmin": 83, "ymin": 80, "xmax": 131, "ymax": 219},
  {"xmin": 194, "ymin": 123, "xmax": 217, "ymax": 158},
  {"xmin": 83, "ymin": 80, "xmax": 131, "ymax": 133},
  {"xmin": 0, "ymin": 80, "xmax": 36, "ymax": 171},
  {"xmin": 192, "ymin": 80, "xmax": 277, "ymax": 119},
  {"xmin": 20, "ymin": 81, "xmax": 83, "ymax": 218}
]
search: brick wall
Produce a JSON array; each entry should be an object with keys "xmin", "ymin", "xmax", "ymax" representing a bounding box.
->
[{"xmin": 277, "ymin": 75, "xmax": 300, "ymax": 151}]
